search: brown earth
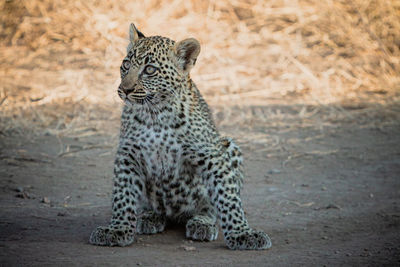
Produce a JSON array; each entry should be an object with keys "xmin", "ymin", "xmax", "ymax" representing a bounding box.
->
[{"xmin": 1, "ymin": 104, "xmax": 400, "ymax": 266}]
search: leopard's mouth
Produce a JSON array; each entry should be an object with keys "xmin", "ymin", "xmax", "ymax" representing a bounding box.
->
[
  {"xmin": 127, "ymin": 93, "xmax": 146, "ymax": 101},
  {"xmin": 118, "ymin": 86, "xmax": 149, "ymax": 102},
  {"xmin": 124, "ymin": 93, "xmax": 156, "ymax": 105}
]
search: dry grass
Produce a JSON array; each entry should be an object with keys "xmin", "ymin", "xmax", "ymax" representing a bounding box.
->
[{"xmin": 1, "ymin": 0, "xmax": 399, "ymax": 135}]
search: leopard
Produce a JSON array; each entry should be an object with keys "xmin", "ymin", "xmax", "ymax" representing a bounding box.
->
[{"xmin": 89, "ymin": 23, "xmax": 272, "ymax": 250}]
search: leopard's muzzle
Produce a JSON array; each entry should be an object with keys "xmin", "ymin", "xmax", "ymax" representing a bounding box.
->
[{"xmin": 118, "ymin": 85, "xmax": 147, "ymax": 102}]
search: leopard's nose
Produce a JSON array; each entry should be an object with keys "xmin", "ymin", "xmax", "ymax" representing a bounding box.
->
[{"xmin": 120, "ymin": 86, "xmax": 134, "ymax": 95}]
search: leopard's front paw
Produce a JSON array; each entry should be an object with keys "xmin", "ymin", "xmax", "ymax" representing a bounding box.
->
[
  {"xmin": 89, "ymin": 225, "xmax": 135, "ymax": 247},
  {"xmin": 225, "ymin": 230, "xmax": 272, "ymax": 250},
  {"xmin": 136, "ymin": 212, "xmax": 166, "ymax": 234},
  {"xmin": 186, "ymin": 216, "xmax": 218, "ymax": 241}
]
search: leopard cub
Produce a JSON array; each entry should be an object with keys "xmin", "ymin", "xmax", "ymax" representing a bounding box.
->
[{"xmin": 89, "ymin": 23, "xmax": 272, "ymax": 250}]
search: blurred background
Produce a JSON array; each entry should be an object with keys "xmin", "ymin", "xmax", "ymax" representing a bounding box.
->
[{"xmin": 0, "ymin": 0, "xmax": 399, "ymax": 135}]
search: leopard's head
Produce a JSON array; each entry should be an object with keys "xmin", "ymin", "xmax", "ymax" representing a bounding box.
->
[{"xmin": 118, "ymin": 23, "xmax": 200, "ymax": 106}]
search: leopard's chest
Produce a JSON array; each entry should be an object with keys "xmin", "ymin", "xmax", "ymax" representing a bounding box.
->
[
  {"xmin": 133, "ymin": 125, "xmax": 184, "ymax": 180},
  {"xmin": 132, "ymin": 125, "xmax": 194, "ymax": 215}
]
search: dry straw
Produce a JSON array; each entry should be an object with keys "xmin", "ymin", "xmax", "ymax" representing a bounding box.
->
[{"xmin": 0, "ymin": 0, "xmax": 399, "ymax": 135}]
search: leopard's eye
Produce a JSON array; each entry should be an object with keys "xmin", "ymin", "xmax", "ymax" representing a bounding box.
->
[
  {"xmin": 122, "ymin": 60, "xmax": 131, "ymax": 70},
  {"xmin": 143, "ymin": 65, "xmax": 157, "ymax": 75}
]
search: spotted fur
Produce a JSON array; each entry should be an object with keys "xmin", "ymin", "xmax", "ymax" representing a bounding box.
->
[{"xmin": 89, "ymin": 23, "xmax": 272, "ymax": 250}]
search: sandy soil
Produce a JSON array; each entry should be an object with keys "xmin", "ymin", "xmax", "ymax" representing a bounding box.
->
[{"xmin": 1, "ymin": 105, "xmax": 400, "ymax": 266}]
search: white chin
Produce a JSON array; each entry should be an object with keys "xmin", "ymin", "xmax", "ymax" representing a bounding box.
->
[{"xmin": 124, "ymin": 99, "xmax": 133, "ymax": 106}]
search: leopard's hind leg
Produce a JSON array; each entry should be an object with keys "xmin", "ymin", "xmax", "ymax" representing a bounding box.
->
[{"xmin": 194, "ymin": 137, "xmax": 272, "ymax": 250}]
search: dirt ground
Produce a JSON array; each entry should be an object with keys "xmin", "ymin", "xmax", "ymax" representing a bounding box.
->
[{"xmin": 1, "ymin": 104, "xmax": 399, "ymax": 266}]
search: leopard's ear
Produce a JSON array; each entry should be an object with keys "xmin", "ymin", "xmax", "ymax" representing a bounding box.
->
[
  {"xmin": 129, "ymin": 23, "xmax": 145, "ymax": 44},
  {"xmin": 173, "ymin": 38, "xmax": 200, "ymax": 73}
]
